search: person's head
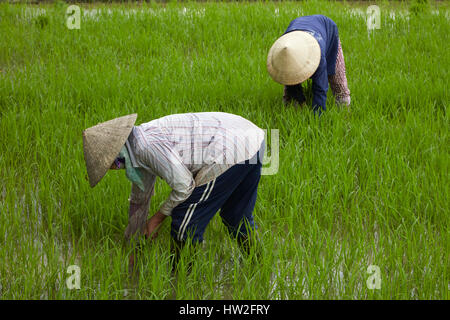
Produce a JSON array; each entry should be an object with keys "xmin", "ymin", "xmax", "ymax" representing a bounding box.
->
[
  {"xmin": 82, "ymin": 114, "xmax": 137, "ymax": 187},
  {"xmin": 267, "ymin": 31, "xmax": 321, "ymax": 85},
  {"xmin": 110, "ymin": 157, "xmax": 125, "ymax": 170}
]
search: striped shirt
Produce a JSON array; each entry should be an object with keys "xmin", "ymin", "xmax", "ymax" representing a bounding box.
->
[{"xmin": 123, "ymin": 112, "xmax": 265, "ymax": 240}]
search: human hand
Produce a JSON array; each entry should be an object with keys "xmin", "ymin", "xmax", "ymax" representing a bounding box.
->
[{"xmin": 144, "ymin": 211, "xmax": 167, "ymax": 240}]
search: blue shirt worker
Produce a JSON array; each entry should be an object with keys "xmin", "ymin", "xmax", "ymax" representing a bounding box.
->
[{"xmin": 267, "ymin": 15, "xmax": 351, "ymax": 112}]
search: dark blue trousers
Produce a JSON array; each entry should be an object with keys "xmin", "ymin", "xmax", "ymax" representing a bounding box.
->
[{"xmin": 170, "ymin": 144, "xmax": 264, "ymax": 243}]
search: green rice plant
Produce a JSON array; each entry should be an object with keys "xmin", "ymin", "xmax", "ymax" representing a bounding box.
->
[{"xmin": 0, "ymin": 0, "xmax": 448, "ymax": 300}]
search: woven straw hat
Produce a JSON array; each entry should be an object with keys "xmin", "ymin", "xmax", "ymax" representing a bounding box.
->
[
  {"xmin": 82, "ymin": 114, "xmax": 137, "ymax": 187},
  {"xmin": 267, "ymin": 31, "xmax": 321, "ymax": 85}
]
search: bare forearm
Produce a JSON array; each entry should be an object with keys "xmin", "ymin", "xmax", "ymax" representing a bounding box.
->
[
  {"xmin": 144, "ymin": 210, "xmax": 167, "ymax": 239},
  {"xmin": 125, "ymin": 203, "xmax": 150, "ymax": 241}
]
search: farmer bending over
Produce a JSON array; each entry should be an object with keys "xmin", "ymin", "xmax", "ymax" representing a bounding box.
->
[
  {"xmin": 82, "ymin": 112, "xmax": 265, "ymax": 270},
  {"xmin": 267, "ymin": 15, "xmax": 351, "ymax": 113}
]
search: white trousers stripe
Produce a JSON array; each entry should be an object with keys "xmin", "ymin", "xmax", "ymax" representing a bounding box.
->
[
  {"xmin": 177, "ymin": 179, "xmax": 216, "ymax": 241},
  {"xmin": 177, "ymin": 181, "xmax": 211, "ymax": 241},
  {"xmin": 204, "ymin": 178, "xmax": 216, "ymax": 201},
  {"xmin": 199, "ymin": 181, "xmax": 212, "ymax": 203},
  {"xmin": 178, "ymin": 182, "xmax": 210, "ymax": 238},
  {"xmin": 178, "ymin": 203, "xmax": 194, "ymax": 241}
]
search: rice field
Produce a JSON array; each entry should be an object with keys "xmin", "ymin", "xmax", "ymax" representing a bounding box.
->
[{"xmin": 0, "ymin": 0, "xmax": 448, "ymax": 300}]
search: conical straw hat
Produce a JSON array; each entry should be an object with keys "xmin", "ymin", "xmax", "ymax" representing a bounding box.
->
[
  {"xmin": 82, "ymin": 114, "xmax": 137, "ymax": 187},
  {"xmin": 267, "ymin": 31, "xmax": 321, "ymax": 85}
]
